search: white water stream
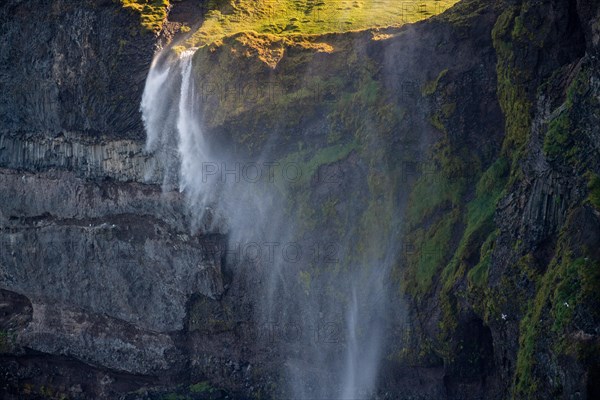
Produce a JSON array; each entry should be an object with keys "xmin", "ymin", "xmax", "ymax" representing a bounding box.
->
[{"xmin": 141, "ymin": 48, "xmax": 392, "ymax": 399}]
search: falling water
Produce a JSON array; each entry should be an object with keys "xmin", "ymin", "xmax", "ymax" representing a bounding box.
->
[
  {"xmin": 141, "ymin": 47, "xmax": 395, "ymax": 399},
  {"xmin": 142, "ymin": 49, "xmax": 218, "ymax": 228}
]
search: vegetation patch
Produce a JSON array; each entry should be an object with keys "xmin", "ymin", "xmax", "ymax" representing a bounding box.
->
[
  {"xmin": 455, "ymin": 158, "xmax": 508, "ymax": 258},
  {"xmin": 119, "ymin": 0, "xmax": 170, "ymax": 33},
  {"xmin": 422, "ymin": 69, "xmax": 449, "ymax": 96},
  {"xmin": 278, "ymin": 140, "xmax": 358, "ymax": 189},
  {"xmin": 492, "ymin": 6, "xmax": 532, "ymax": 160},
  {"xmin": 436, "ymin": 158, "xmax": 508, "ymax": 340},
  {"xmin": 184, "ymin": 0, "xmax": 460, "ymax": 47},
  {"xmin": 587, "ymin": 172, "xmax": 600, "ymax": 210},
  {"xmin": 190, "ymin": 381, "xmax": 215, "ymax": 394},
  {"xmin": 543, "ymin": 66, "xmax": 591, "ymax": 164},
  {"xmin": 403, "ymin": 59, "xmax": 510, "ymax": 355},
  {"xmin": 405, "ymin": 148, "xmax": 468, "ymax": 228},
  {"xmin": 408, "ymin": 208, "xmax": 460, "ymax": 295},
  {"xmin": 402, "ymin": 141, "xmax": 473, "ymax": 298},
  {"xmin": 513, "ymin": 224, "xmax": 600, "ymax": 398},
  {"xmin": 467, "ymin": 229, "xmax": 497, "ymax": 288},
  {"xmin": 543, "ymin": 110, "xmax": 571, "ymax": 158}
]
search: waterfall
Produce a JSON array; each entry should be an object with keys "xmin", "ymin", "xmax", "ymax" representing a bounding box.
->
[
  {"xmin": 141, "ymin": 48, "xmax": 393, "ymax": 400},
  {"xmin": 141, "ymin": 48, "xmax": 222, "ymax": 230}
]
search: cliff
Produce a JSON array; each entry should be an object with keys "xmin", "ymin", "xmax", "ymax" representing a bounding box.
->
[
  {"xmin": 397, "ymin": 0, "xmax": 600, "ymax": 398},
  {"xmin": 0, "ymin": 0, "xmax": 598, "ymax": 399}
]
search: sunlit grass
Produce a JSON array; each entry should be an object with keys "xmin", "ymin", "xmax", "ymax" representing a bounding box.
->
[
  {"xmin": 120, "ymin": 0, "xmax": 170, "ymax": 33},
  {"xmin": 186, "ymin": 0, "xmax": 460, "ymax": 47}
]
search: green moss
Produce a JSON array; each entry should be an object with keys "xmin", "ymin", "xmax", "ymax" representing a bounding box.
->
[
  {"xmin": 353, "ymin": 169, "xmax": 397, "ymax": 263},
  {"xmin": 476, "ymin": 157, "xmax": 509, "ymax": 195},
  {"xmin": 462, "ymin": 159, "xmax": 506, "ymax": 240},
  {"xmin": 422, "ymin": 69, "xmax": 449, "ymax": 96},
  {"xmin": 460, "ymin": 158, "xmax": 508, "ymax": 243},
  {"xmin": 496, "ymin": 63, "xmax": 531, "ymax": 157},
  {"xmin": 467, "ymin": 229, "xmax": 498, "ymax": 287},
  {"xmin": 492, "ymin": 6, "xmax": 533, "ymax": 160},
  {"xmin": 543, "ymin": 66, "xmax": 591, "ymax": 165},
  {"xmin": 405, "ymin": 155, "xmax": 467, "ymax": 228},
  {"xmin": 514, "ymin": 315, "xmax": 540, "ymax": 397},
  {"xmin": 406, "ymin": 127, "xmax": 496, "ymax": 300},
  {"xmin": 408, "ymin": 208, "xmax": 460, "ymax": 295},
  {"xmin": 406, "ymin": 146, "xmax": 508, "ymax": 348},
  {"xmin": 190, "ymin": 381, "xmax": 214, "ymax": 394},
  {"xmin": 587, "ymin": 173, "xmax": 600, "ymax": 209},
  {"xmin": 543, "ymin": 111, "xmax": 571, "ymax": 157},
  {"xmin": 441, "ymin": 102, "xmax": 457, "ymax": 118},
  {"xmin": 513, "ymin": 238, "xmax": 600, "ymax": 399},
  {"xmin": 278, "ymin": 140, "xmax": 358, "ymax": 189},
  {"xmin": 276, "ymin": 63, "xmax": 398, "ymax": 248},
  {"xmin": 551, "ymin": 259, "xmax": 581, "ymax": 333},
  {"xmin": 399, "ymin": 6, "xmax": 533, "ymax": 360},
  {"xmin": 120, "ymin": 0, "xmax": 170, "ymax": 33},
  {"xmin": 403, "ymin": 124, "xmax": 490, "ymax": 300},
  {"xmin": 437, "ymin": 157, "xmax": 508, "ymax": 299},
  {"xmin": 473, "ymin": 253, "xmax": 534, "ymax": 326},
  {"xmin": 511, "ymin": 15, "xmax": 535, "ymax": 42},
  {"xmin": 437, "ymin": 287, "xmax": 459, "ymax": 348},
  {"xmin": 429, "ymin": 113, "xmax": 447, "ymax": 133},
  {"xmin": 405, "ymin": 172, "xmax": 458, "ymax": 231}
]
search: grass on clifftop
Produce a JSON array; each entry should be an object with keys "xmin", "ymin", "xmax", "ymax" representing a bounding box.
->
[
  {"xmin": 186, "ymin": 0, "xmax": 460, "ymax": 47},
  {"xmin": 120, "ymin": 0, "xmax": 170, "ymax": 33}
]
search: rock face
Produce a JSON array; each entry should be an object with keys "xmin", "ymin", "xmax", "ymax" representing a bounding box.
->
[
  {"xmin": 0, "ymin": 0, "xmax": 153, "ymax": 139},
  {"xmin": 0, "ymin": 169, "xmax": 225, "ymax": 333},
  {"xmin": 0, "ymin": 0, "xmax": 599, "ymax": 399},
  {"xmin": 396, "ymin": 1, "xmax": 600, "ymax": 399},
  {"xmin": 0, "ymin": 134, "xmax": 155, "ymax": 182},
  {"xmin": 0, "ymin": 1, "xmax": 229, "ymax": 397}
]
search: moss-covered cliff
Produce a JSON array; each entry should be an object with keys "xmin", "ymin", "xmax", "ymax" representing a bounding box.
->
[
  {"xmin": 181, "ymin": 0, "xmax": 600, "ymax": 398},
  {"xmin": 398, "ymin": 0, "xmax": 600, "ymax": 398}
]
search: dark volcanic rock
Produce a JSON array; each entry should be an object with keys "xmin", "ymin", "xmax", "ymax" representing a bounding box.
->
[{"xmin": 0, "ymin": 0, "xmax": 155, "ymax": 140}]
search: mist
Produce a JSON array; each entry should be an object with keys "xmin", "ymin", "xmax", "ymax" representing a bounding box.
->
[{"xmin": 141, "ymin": 40, "xmax": 402, "ymax": 398}]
